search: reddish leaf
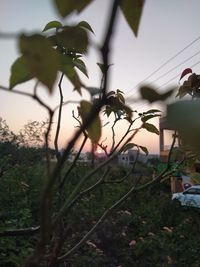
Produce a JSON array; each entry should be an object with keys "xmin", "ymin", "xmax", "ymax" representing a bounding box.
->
[{"xmin": 179, "ymin": 68, "xmax": 192, "ymax": 81}]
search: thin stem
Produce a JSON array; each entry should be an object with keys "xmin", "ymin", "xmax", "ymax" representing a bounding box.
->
[
  {"xmin": 63, "ymin": 167, "xmax": 110, "ymax": 213},
  {"xmin": 110, "ymin": 117, "xmax": 120, "ymax": 152},
  {"xmin": 0, "ymin": 85, "xmax": 33, "ymax": 97},
  {"xmin": 58, "ymin": 183, "xmax": 136, "ymax": 261},
  {"xmin": 109, "ymin": 116, "xmax": 141, "ymax": 156},
  {"xmin": 59, "ymin": 135, "xmax": 88, "ymax": 189},
  {"xmin": 54, "ymin": 73, "xmax": 64, "ymax": 159},
  {"xmin": 53, "ymin": 150, "xmax": 121, "ymax": 227}
]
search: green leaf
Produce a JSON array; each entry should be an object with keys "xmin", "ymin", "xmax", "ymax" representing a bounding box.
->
[
  {"xmin": 19, "ymin": 34, "xmax": 59, "ymax": 93},
  {"xmin": 141, "ymin": 114, "xmax": 160, "ymax": 122},
  {"xmin": 97, "ymin": 62, "xmax": 106, "ymax": 74},
  {"xmin": 79, "ymin": 100, "xmax": 101, "ymax": 143},
  {"xmin": 107, "ymin": 91, "xmax": 116, "ymax": 97},
  {"xmin": 77, "ymin": 21, "xmax": 94, "ymax": 34},
  {"xmin": 122, "ymin": 143, "xmax": 135, "ymax": 152},
  {"xmin": 42, "ymin": 20, "xmax": 62, "ymax": 32},
  {"xmin": 96, "ymin": 62, "xmax": 114, "ymax": 74},
  {"xmin": 143, "ymin": 109, "xmax": 161, "ymax": 114},
  {"xmin": 73, "ymin": 58, "xmax": 88, "ymax": 77},
  {"xmin": 54, "ymin": 0, "xmax": 93, "ymax": 18},
  {"xmin": 56, "ymin": 26, "xmax": 89, "ymax": 53},
  {"xmin": 143, "ymin": 123, "xmax": 159, "ymax": 135},
  {"xmin": 119, "ymin": 0, "xmax": 145, "ymax": 36},
  {"xmin": 140, "ymin": 86, "xmax": 174, "ymax": 103},
  {"xmin": 104, "ymin": 106, "xmax": 113, "ymax": 117},
  {"xmin": 139, "ymin": 145, "xmax": 148, "ymax": 155},
  {"xmin": 59, "ymin": 54, "xmax": 83, "ymax": 95},
  {"xmin": 9, "ymin": 56, "xmax": 33, "ymax": 89}
]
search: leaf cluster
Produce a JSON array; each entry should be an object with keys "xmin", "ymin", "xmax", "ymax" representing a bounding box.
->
[{"xmin": 10, "ymin": 20, "xmax": 94, "ymax": 94}]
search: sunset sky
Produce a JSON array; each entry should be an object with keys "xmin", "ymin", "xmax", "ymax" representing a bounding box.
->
[{"xmin": 1, "ymin": 0, "xmax": 200, "ymax": 153}]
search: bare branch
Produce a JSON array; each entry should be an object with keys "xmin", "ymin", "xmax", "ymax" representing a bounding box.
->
[
  {"xmin": 0, "ymin": 85, "xmax": 33, "ymax": 97},
  {"xmin": 0, "ymin": 226, "xmax": 40, "ymax": 237}
]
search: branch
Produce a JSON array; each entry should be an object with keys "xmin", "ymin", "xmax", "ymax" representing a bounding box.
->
[
  {"xmin": 59, "ymin": 134, "xmax": 88, "ymax": 189},
  {"xmin": 62, "ymin": 167, "xmax": 111, "ymax": 213},
  {"xmin": 110, "ymin": 117, "xmax": 120, "ymax": 152},
  {"xmin": 53, "ymin": 149, "xmax": 122, "ymax": 227},
  {"xmin": 0, "ymin": 226, "xmax": 40, "ymax": 237},
  {"xmin": 109, "ymin": 116, "xmax": 141, "ymax": 156},
  {"xmin": 54, "ymin": 73, "xmax": 64, "ymax": 159},
  {"xmin": 58, "ymin": 183, "xmax": 136, "ymax": 261},
  {"xmin": 100, "ymin": 0, "xmax": 120, "ymax": 99},
  {"xmin": 39, "ymin": 0, "xmax": 121, "ymax": 249},
  {"xmin": 0, "ymin": 85, "xmax": 33, "ymax": 97},
  {"xmin": 53, "ymin": 100, "xmax": 79, "ymax": 113}
]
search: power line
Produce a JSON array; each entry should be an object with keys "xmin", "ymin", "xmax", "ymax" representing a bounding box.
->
[
  {"xmin": 126, "ymin": 60, "xmax": 200, "ymax": 112},
  {"xmin": 157, "ymin": 60, "xmax": 200, "ymax": 89},
  {"xmin": 126, "ymin": 35, "xmax": 200, "ymax": 96},
  {"xmin": 148, "ymin": 50, "xmax": 200, "ymax": 86},
  {"xmin": 126, "ymin": 52, "xmax": 200, "ymax": 101}
]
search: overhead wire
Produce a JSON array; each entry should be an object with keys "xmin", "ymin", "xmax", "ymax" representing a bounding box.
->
[
  {"xmin": 147, "ymin": 50, "xmax": 200, "ymax": 86},
  {"xmin": 126, "ymin": 59, "xmax": 200, "ymax": 113},
  {"xmin": 125, "ymin": 35, "xmax": 200, "ymax": 97}
]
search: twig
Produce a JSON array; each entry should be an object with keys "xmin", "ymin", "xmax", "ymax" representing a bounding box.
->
[
  {"xmin": 0, "ymin": 85, "xmax": 33, "ymax": 97},
  {"xmin": 59, "ymin": 135, "xmax": 88, "ymax": 189},
  {"xmin": 0, "ymin": 226, "xmax": 40, "ymax": 237},
  {"xmin": 54, "ymin": 73, "xmax": 64, "ymax": 159},
  {"xmin": 58, "ymin": 183, "xmax": 136, "ymax": 261},
  {"xmin": 61, "ymin": 167, "xmax": 110, "ymax": 213}
]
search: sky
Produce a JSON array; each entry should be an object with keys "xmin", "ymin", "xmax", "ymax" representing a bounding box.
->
[{"xmin": 0, "ymin": 0, "xmax": 200, "ymax": 154}]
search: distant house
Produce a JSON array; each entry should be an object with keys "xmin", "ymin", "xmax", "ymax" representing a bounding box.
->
[{"xmin": 118, "ymin": 149, "xmax": 147, "ymax": 165}]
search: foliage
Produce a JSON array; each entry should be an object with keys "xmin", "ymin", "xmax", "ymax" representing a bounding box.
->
[
  {"xmin": 0, "ymin": 1, "xmax": 190, "ymax": 267},
  {"xmin": 167, "ymin": 68, "xmax": 200, "ymax": 160}
]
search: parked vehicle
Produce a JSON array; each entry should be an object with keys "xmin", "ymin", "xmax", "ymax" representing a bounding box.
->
[{"xmin": 172, "ymin": 185, "xmax": 200, "ymax": 208}]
